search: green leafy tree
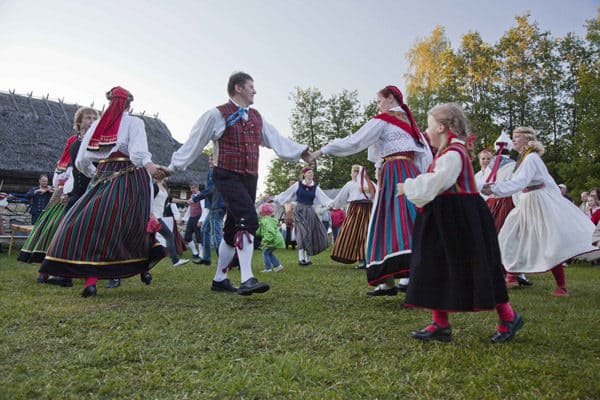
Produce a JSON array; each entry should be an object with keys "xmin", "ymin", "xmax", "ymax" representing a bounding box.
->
[
  {"xmin": 496, "ymin": 13, "xmax": 543, "ymax": 132},
  {"xmin": 265, "ymin": 87, "xmax": 327, "ymax": 194},
  {"xmin": 557, "ymin": 12, "xmax": 600, "ymax": 194},
  {"xmin": 456, "ymin": 31, "xmax": 501, "ymax": 149},
  {"xmin": 319, "ymin": 90, "xmax": 366, "ymax": 189},
  {"xmin": 264, "ymin": 158, "xmax": 303, "ymax": 195},
  {"xmin": 404, "ymin": 25, "xmax": 454, "ymax": 128}
]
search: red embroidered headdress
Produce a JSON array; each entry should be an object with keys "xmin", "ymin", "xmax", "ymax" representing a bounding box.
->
[{"xmin": 87, "ymin": 86, "xmax": 133, "ymax": 151}]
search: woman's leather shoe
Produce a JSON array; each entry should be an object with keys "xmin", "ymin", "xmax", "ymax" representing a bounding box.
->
[
  {"xmin": 81, "ymin": 285, "xmax": 97, "ymax": 298},
  {"xmin": 104, "ymin": 279, "xmax": 121, "ymax": 289},
  {"xmin": 140, "ymin": 272, "xmax": 152, "ymax": 285},
  {"xmin": 411, "ymin": 323, "xmax": 452, "ymax": 342},
  {"xmin": 366, "ymin": 286, "xmax": 398, "ymax": 296},
  {"xmin": 491, "ymin": 311, "xmax": 524, "ymax": 343},
  {"xmin": 517, "ymin": 276, "xmax": 533, "ymax": 286}
]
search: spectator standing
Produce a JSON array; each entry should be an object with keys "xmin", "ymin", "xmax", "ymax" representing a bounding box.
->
[
  {"xmin": 192, "ymin": 153, "xmax": 225, "ymax": 266},
  {"xmin": 579, "ymin": 191, "xmax": 589, "ymax": 214},
  {"xmin": 24, "ymin": 175, "xmax": 53, "ymax": 224}
]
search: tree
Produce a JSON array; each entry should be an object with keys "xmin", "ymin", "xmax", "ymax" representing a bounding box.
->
[
  {"xmin": 495, "ymin": 13, "xmax": 543, "ymax": 132},
  {"xmin": 404, "ymin": 25, "xmax": 454, "ymax": 128},
  {"xmin": 264, "ymin": 157, "xmax": 303, "ymax": 195},
  {"xmin": 289, "ymin": 87, "xmax": 327, "ymax": 168},
  {"xmin": 264, "ymin": 88, "xmax": 327, "ymax": 195},
  {"xmin": 557, "ymin": 12, "xmax": 600, "ymax": 193},
  {"xmin": 319, "ymin": 90, "xmax": 366, "ymax": 189},
  {"xmin": 456, "ymin": 31, "xmax": 501, "ymax": 149}
]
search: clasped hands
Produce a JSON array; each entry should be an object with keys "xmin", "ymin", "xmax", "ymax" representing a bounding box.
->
[
  {"xmin": 301, "ymin": 149, "xmax": 323, "ymax": 165},
  {"xmin": 147, "ymin": 163, "xmax": 173, "ymax": 180},
  {"xmin": 480, "ymin": 184, "xmax": 494, "ymax": 196}
]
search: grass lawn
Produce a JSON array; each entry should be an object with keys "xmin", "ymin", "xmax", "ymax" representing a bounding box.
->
[{"xmin": 1, "ymin": 246, "xmax": 599, "ymax": 399}]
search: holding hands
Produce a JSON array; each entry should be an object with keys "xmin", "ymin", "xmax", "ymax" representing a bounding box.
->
[
  {"xmin": 146, "ymin": 163, "xmax": 173, "ymax": 181},
  {"xmin": 304, "ymin": 150, "xmax": 322, "ymax": 165},
  {"xmin": 481, "ymin": 184, "xmax": 493, "ymax": 196}
]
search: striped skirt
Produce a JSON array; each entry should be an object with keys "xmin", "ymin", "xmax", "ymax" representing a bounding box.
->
[
  {"xmin": 486, "ymin": 197, "xmax": 514, "ymax": 233},
  {"xmin": 331, "ymin": 200, "xmax": 372, "ymax": 264},
  {"xmin": 366, "ymin": 158, "xmax": 419, "ymax": 286},
  {"xmin": 18, "ymin": 187, "xmax": 66, "ymax": 263},
  {"xmin": 294, "ymin": 203, "xmax": 329, "ymax": 256},
  {"xmin": 39, "ymin": 158, "xmax": 165, "ymax": 279}
]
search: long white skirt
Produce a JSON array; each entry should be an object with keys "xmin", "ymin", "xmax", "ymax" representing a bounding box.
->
[{"xmin": 498, "ymin": 187, "xmax": 597, "ymax": 273}]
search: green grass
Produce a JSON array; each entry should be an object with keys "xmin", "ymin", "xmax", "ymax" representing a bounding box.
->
[{"xmin": 1, "ymin": 247, "xmax": 600, "ymax": 399}]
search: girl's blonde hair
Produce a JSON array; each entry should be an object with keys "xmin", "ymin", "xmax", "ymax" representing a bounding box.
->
[
  {"xmin": 428, "ymin": 103, "xmax": 469, "ymax": 139},
  {"xmin": 513, "ymin": 126, "xmax": 545, "ymax": 156}
]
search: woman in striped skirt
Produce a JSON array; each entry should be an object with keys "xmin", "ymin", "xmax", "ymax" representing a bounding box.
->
[
  {"xmin": 272, "ymin": 166, "xmax": 332, "ymax": 265},
  {"xmin": 19, "ymin": 107, "xmax": 98, "ymax": 289},
  {"xmin": 309, "ymin": 85, "xmax": 432, "ymax": 296},
  {"xmin": 39, "ymin": 87, "xmax": 167, "ymax": 297},
  {"xmin": 329, "ymin": 165, "xmax": 374, "ymax": 269}
]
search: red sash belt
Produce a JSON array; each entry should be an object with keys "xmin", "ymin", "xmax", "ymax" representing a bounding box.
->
[{"xmin": 522, "ymin": 183, "xmax": 545, "ymax": 193}]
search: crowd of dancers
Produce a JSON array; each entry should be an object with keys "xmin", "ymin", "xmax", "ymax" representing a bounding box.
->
[{"xmin": 14, "ymin": 71, "xmax": 598, "ymax": 343}]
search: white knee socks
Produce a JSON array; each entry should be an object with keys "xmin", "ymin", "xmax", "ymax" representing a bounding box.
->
[
  {"xmin": 237, "ymin": 234, "xmax": 255, "ymax": 283},
  {"xmin": 298, "ymin": 249, "xmax": 310, "ymax": 262},
  {"xmin": 213, "ymin": 239, "xmax": 235, "ymax": 282},
  {"xmin": 213, "ymin": 235, "xmax": 255, "ymax": 283},
  {"xmin": 188, "ymin": 241, "xmax": 198, "ymax": 256}
]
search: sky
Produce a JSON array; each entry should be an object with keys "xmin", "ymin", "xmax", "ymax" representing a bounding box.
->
[{"xmin": 1, "ymin": 0, "xmax": 597, "ymax": 193}]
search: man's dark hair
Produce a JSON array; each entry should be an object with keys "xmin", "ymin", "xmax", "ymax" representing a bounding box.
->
[{"xmin": 227, "ymin": 72, "xmax": 253, "ymax": 97}]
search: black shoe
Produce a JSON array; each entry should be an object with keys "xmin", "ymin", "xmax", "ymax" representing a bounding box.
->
[
  {"xmin": 37, "ymin": 273, "xmax": 48, "ymax": 283},
  {"xmin": 81, "ymin": 285, "xmax": 97, "ymax": 298},
  {"xmin": 298, "ymin": 260, "xmax": 308, "ymax": 266},
  {"xmin": 517, "ymin": 276, "xmax": 533, "ymax": 287},
  {"xmin": 411, "ymin": 323, "xmax": 452, "ymax": 342},
  {"xmin": 193, "ymin": 258, "xmax": 211, "ymax": 265},
  {"xmin": 237, "ymin": 277, "xmax": 270, "ymax": 296},
  {"xmin": 104, "ymin": 279, "xmax": 121, "ymax": 289},
  {"xmin": 46, "ymin": 277, "xmax": 73, "ymax": 287},
  {"xmin": 140, "ymin": 272, "xmax": 152, "ymax": 285},
  {"xmin": 397, "ymin": 283, "xmax": 409, "ymax": 293},
  {"xmin": 491, "ymin": 312, "xmax": 524, "ymax": 343},
  {"xmin": 366, "ymin": 286, "xmax": 399, "ymax": 296},
  {"xmin": 211, "ymin": 278, "xmax": 238, "ymax": 293},
  {"xmin": 354, "ymin": 264, "xmax": 366, "ymax": 270}
]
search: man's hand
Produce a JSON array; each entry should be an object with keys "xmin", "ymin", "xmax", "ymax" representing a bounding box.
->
[
  {"xmin": 301, "ymin": 148, "xmax": 312, "ymax": 164},
  {"xmin": 307, "ymin": 150, "xmax": 322, "ymax": 164}
]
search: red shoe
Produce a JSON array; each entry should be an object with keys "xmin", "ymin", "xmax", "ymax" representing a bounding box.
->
[{"xmin": 551, "ymin": 287, "xmax": 569, "ymax": 297}]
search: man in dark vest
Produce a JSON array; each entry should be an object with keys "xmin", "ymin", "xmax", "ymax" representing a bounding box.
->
[{"xmin": 169, "ymin": 71, "xmax": 310, "ymax": 295}]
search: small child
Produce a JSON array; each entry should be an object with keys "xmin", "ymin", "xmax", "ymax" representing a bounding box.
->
[
  {"xmin": 398, "ymin": 103, "xmax": 523, "ymax": 343},
  {"xmin": 257, "ymin": 203, "xmax": 285, "ymax": 272}
]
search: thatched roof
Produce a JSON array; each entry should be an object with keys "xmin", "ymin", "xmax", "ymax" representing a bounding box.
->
[{"xmin": 0, "ymin": 90, "xmax": 207, "ymax": 191}]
